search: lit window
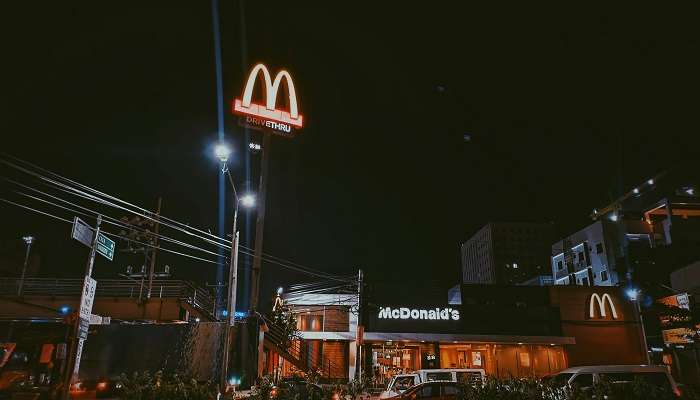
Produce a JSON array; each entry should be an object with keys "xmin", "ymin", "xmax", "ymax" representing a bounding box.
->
[{"xmin": 513, "ymin": 263, "xmax": 518, "ymax": 269}]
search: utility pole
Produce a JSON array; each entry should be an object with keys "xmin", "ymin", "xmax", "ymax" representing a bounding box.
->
[
  {"xmin": 16, "ymin": 235, "xmax": 35, "ymax": 296},
  {"xmin": 62, "ymin": 215, "xmax": 101, "ymax": 400},
  {"xmin": 356, "ymin": 269, "xmax": 364, "ymax": 380},
  {"xmin": 250, "ymin": 132, "xmax": 271, "ymax": 310},
  {"xmin": 221, "ymin": 230, "xmax": 240, "ymax": 392},
  {"xmin": 147, "ymin": 197, "xmax": 162, "ymax": 298}
]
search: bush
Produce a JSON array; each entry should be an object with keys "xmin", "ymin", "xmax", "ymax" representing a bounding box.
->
[
  {"xmin": 117, "ymin": 370, "xmax": 217, "ymax": 400},
  {"xmin": 455, "ymin": 376, "xmax": 683, "ymax": 400}
]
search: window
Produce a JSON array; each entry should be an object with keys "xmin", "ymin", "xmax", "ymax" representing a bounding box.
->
[
  {"xmin": 441, "ymin": 383, "xmax": 462, "ymax": 398},
  {"xmin": 425, "ymin": 372, "xmax": 452, "ymax": 382},
  {"xmin": 596, "ymin": 243, "xmax": 604, "ymax": 254},
  {"xmin": 410, "ymin": 384, "xmax": 440, "ymax": 400},
  {"xmin": 601, "ymin": 270, "xmax": 609, "ymax": 281},
  {"xmin": 598, "ymin": 372, "xmax": 671, "ymax": 391},
  {"xmin": 549, "ymin": 373, "xmax": 574, "ymax": 386},
  {"xmin": 557, "ymin": 260, "xmax": 563, "ymax": 270},
  {"xmin": 581, "ymin": 277, "xmax": 589, "ymax": 286},
  {"xmin": 571, "ymin": 373, "xmax": 594, "ymax": 388}
]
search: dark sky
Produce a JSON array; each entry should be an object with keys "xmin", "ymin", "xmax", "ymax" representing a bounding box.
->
[{"xmin": 2, "ymin": 2, "xmax": 699, "ymax": 301}]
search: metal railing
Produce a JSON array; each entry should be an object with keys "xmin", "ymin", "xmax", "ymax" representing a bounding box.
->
[
  {"xmin": 264, "ymin": 316, "xmax": 346, "ymax": 381},
  {"xmin": 0, "ymin": 277, "xmax": 217, "ymax": 319}
]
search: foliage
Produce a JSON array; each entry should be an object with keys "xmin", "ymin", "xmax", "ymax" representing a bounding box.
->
[
  {"xmin": 455, "ymin": 375, "xmax": 685, "ymax": 400},
  {"xmin": 268, "ymin": 297, "xmax": 300, "ymax": 350},
  {"xmin": 117, "ymin": 370, "xmax": 217, "ymax": 400},
  {"xmin": 250, "ymin": 375, "xmax": 275, "ymax": 400}
]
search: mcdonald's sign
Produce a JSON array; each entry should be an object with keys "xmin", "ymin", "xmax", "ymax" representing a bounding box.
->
[
  {"xmin": 588, "ymin": 293, "xmax": 618, "ymax": 319},
  {"xmin": 233, "ymin": 63, "xmax": 303, "ymax": 137}
]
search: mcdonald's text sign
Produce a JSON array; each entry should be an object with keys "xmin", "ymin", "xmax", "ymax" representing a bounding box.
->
[{"xmin": 233, "ymin": 63, "xmax": 303, "ymax": 137}]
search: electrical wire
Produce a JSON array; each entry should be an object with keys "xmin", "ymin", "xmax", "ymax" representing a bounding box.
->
[
  {"xmin": 0, "ymin": 193, "xmax": 355, "ymax": 281},
  {"xmin": 0, "ymin": 155, "xmax": 357, "ymax": 282}
]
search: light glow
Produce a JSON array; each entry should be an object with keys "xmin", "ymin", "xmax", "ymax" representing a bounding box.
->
[
  {"xmin": 214, "ymin": 144, "xmax": 231, "ymax": 162},
  {"xmin": 240, "ymin": 194, "xmax": 256, "ymax": 208}
]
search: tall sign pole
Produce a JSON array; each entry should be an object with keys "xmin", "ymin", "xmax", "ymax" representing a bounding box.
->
[
  {"xmin": 250, "ymin": 132, "xmax": 271, "ymax": 311},
  {"xmin": 232, "ymin": 62, "xmax": 304, "ymax": 382},
  {"xmin": 62, "ymin": 215, "xmax": 106, "ymax": 400},
  {"xmin": 62, "ymin": 215, "xmax": 102, "ymax": 400}
]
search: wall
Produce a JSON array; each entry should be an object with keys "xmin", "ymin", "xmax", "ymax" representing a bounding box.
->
[{"xmin": 549, "ymin": 286, "xmax": 646, "ymax": 366}]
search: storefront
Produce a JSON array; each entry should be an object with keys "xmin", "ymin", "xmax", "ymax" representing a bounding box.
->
[
  {"xmin": 361, "ymin": 284, "xmax": 646, "ymax": 382},
  {"xmin": 267, "ymin": 284, "xmax": 646, "ymax": 383}
]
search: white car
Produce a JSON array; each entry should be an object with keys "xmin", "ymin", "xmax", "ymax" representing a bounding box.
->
[
  {"xmin": 379, "ymin": 369, "xmax": 485, "ymax": 399},
  {"xmin": 549, "ymin": 365, "xmax": 680, "ymax": 397}
]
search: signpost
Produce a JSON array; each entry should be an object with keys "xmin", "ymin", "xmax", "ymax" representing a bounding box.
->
[{"xmin": 63, "ymin": 215, "xmax": 109, "ymax": 400}]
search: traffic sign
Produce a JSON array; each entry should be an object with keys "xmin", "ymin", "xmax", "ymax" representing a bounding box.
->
[
  {"xmin": 96, "ymin": 233, "xmax": 115, "ymax": 261},
  {"xmin": 74, "ymin": 338, "xmax": 84, "ymax": 374},
  {"xmin": 79, "ymin": 276, "xmax": 97, "ymax": 319},
  {"xmin": 78, "ymin": 317, "xmax": 90, "ymax": 340},
  {"xmin": 71, "ymin": 217, "xmax": 94, "ymax": 248}
]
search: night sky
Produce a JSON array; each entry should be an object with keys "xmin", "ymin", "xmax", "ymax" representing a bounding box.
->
[{"xmin": 2, "ymin": 2, "xmax": 699, "ymax": 302}]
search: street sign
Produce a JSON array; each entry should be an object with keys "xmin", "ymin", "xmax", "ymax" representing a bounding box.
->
[
  {"xmin": 79, "ymin": 276, "xmax": 97, "ymax": 320},
  {"xmin": 56, "ymin": 343, "xmax": 67, "ymax": 360},
  {"xmin": 96, "ymin": 233, "xmax": 115, "ymax": 261},
  {"xmin": 89, "ymin": 314, "xmax": 111, "ymax": 325},
  {"xmin": 73, "ymin": 339, "xmax": 84, "ymax": 374},
  {"xmin": 78, "ymin": 317, "xmax": 90, "ymax": 340},
  {"xmin": 71, "ymin": 217, "xmax": 94, "ymax": 248}
]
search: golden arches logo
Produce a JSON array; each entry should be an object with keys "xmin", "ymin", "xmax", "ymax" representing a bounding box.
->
[
  {"xmin": 233, "ymin": 63, "xmax": 303, "ymax": 128},
  {"xmin": 589, "ymin": 293, "xmax": 618, "ymax": 319}
]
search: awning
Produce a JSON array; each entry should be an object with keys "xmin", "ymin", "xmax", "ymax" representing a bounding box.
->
[{"xmin": 363, "ymin": 332, "xmax": 575, "ymax": 345}]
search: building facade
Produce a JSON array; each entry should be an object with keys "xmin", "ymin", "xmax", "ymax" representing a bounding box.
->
[
  {"xmin": 461, "ymin": 222, "xmax": 554, "ymax": 285},
  {"xmin": 263, "ymin": 293, "xmax": 358, "ymax": 381},
  {"xmin": 264, "ymin": 283, "xmax": 646, "ymax": 384},
  {"xmin": 551, "ymin": 220, "xmax": 626, "ymax": 286}
]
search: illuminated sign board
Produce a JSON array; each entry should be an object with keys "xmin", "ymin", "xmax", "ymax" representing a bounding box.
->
[
  {"xmin": 378, "ymin": 307, "xmax": 460, "ymax": 321},
  {"xmin": 233, "ymin": 63, "xmax": 303, "ymax": 137},
  {"xmin": 589, "ymin": 293, "xmax": 618, "ymax": 319}
]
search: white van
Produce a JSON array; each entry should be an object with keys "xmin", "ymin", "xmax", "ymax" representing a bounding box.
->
[
  {"xmin": 549, "ymin": 365, "xmax": 680, "ymax": 396},
  {"xmin": 379, "ymin": 369, "xmax": 485, "ymax": 399}
]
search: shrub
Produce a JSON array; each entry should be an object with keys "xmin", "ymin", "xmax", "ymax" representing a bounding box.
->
[{"xmin": 117, "ymin": 370, "xmax": 217, "ymax": 400}]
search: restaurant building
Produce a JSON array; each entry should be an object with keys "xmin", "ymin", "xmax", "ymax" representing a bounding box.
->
[{"xmin": 265, "ymin": 283, "xmax": 646, "ymax": 383}]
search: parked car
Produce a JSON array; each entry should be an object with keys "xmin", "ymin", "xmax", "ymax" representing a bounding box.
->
[
  {"xmin": 380, "ymin": 369, "xmax": 485, "ymax": 399},
  {"xmin": 396, "ymin": 381, "xmax": 463, "ymax": 400},
  {"xmin": 549, "ymin": 365, "xmax": 680, "ymax": 397}
]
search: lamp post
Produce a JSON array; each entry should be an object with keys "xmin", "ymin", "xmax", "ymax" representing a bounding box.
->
[
  {"xmin": 17, "ymin": 235, "xmax": 35, "ymax": 296},
  {"xmin": 626, "ymin": 288, "xmax": 651, "ymax": 364},
  {"xmin": 215, "ymin": 144, "xmax": 255, "ymax": 392}
]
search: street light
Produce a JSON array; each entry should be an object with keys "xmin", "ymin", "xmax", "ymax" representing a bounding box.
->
[
  {"xmin": 17, "ymin": 235, "xmax": 35, "ymax": 296},
  {"xmin": 215, "ymin": 144, "xmax": 232, "ymax": 163},
  {"xmin": 214, "ymin": 143, "xmax": 255, "ymax": 392},
  {"xmin": 626, "ymin": 287, "xmax": 651, "ymax": 364}
]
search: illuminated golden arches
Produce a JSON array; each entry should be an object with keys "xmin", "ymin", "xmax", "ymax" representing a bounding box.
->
[
  {"xmin": 589, "ymin": 293, "xmax": 618, "ymax": 319},
  {"xmin": 239, "ymin": 63, "xmax": 299, "ymax": 120}
]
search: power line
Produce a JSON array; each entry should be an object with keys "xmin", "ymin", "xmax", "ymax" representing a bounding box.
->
[
  {"xmin": 0, "ymin": 155, "xmax": 355, "ymax": 282},
  {"xmin": 0, "ymin": 193, "xmax": 354, "ymax": 281}
]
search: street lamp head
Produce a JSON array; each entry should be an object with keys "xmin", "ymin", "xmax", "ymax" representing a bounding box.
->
[
  {"xmin": 277, "ymin": 286, "xmax": 284, "ymax": 295},
  {"xmin": 22, "ymin": 236, "xmax": 35, "ymax": 245},
  {"xmin": 214, "ymin": 144, "xmax": 232, "ymax": 163},
  {"xmin": 240, "ymin": 193, "xmax": 256, "ymax": 208},
  {"xmin": 626, "ymin": 287, "xmax": 641, "ymax": 301}
]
